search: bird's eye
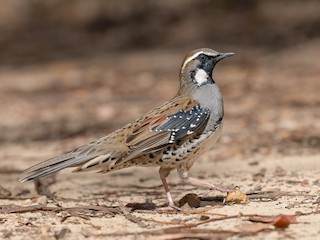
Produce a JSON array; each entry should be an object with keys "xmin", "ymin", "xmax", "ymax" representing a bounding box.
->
[{"xmin": 200, "ymin": 55, "xmax": 206, "ymax": 61}]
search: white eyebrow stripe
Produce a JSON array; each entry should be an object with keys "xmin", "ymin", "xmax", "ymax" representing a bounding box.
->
[{"xmin": 181, "ymin": 51, "xmax": 205, "ymax": 70}]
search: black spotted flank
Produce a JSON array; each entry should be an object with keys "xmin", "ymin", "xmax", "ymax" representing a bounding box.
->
[{"xmin": 152, "ymin": 105, "xmax": 210, "ymax": 143}]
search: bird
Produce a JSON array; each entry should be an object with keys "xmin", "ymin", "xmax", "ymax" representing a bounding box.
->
[{"xmin": 20, "ymin": 48, "xmax": 234, "ymax": 209}]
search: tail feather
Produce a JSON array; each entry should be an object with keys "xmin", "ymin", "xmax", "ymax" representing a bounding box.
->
[
  {"xmin": 19, "ymin": 135, "xmax": 130, "ymax": 182},
  {"xmin": 19, "ymin": 141, "xmax": 123, "ymax": 182},
  {"xmin": 19, "ymin": 144, "xmax": 99, "ymax": 182},
  {"xmin": 19, "ymin": 155, "xmax": 94, "ymax": 182},
  {"xmin": 21, "ymin": 154, "xmax": 74, "ymax": 175}
]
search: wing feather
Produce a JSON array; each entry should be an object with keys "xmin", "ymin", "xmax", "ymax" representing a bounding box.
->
[{"xmin": 122, "ymin": 98, "xmax": 210, "ymax": 162}]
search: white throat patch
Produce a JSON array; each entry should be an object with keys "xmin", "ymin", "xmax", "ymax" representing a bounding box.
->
[{"xmin": 194, "ymin": 69, "xmax": 209, "ymax": 86}]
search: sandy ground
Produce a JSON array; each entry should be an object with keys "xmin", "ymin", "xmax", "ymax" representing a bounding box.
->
[{"xmin": 0, "ymin": 40, "xmax": 319, "ymax": 239}]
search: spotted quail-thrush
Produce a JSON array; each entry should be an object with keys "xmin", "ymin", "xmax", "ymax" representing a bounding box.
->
[{"xmin": 20, "ymin": 48, "xmax": 234, "ymax": 209}]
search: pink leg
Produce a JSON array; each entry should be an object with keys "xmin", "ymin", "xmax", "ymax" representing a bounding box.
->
[
  {"xmin": 160, "ymin": 176, "xmax": 181, "ymax": 210},
  {"xmin": 184, "ymin": 177, "xmax": 235, "ymax": 192}
]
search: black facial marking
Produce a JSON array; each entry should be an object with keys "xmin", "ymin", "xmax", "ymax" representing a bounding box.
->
[
  {"xmin": 195, "ymin": 53, "xmax": 216, "ymax": 75},
  {"xmin": 190, "ymin": 70, "xmax": 196, "ymax": 81}
]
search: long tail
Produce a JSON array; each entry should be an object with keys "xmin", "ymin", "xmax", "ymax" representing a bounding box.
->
[{"xmin": 19, "ymin": 143, "xmax": 114, "ymax": 182}]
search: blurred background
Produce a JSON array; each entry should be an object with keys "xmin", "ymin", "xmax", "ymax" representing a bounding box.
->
[
  {"xmin": 0, "ymin": 0, "xmax": 319, "ymax": 168},
  {"xmin": 0, "ymin": 1, "xmax": 319, "ymax": 238}
]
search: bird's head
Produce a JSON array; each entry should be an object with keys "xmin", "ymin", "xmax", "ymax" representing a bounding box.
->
[{"xmin": 179, "ymin": 48, "xmax": 234, "ymax": 93}]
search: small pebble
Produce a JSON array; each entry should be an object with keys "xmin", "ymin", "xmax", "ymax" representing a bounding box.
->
[{"xmin": 37, "ymin": 196, "xmax": 48, "ymax": 205}]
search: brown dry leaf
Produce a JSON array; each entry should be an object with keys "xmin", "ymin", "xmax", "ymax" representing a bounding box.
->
[
  {"xmin": 272, "ymin": 215, "xmax": 297, "ymax": 228},
  {"xmin": 178, "ymin": 193, "xmax": 201, "ymax": 208},
  {"xmin": 225, "ymin": 190, "xmax": 249, "ymax": 204},
  {"xmin": 126, "ymin": 202, "xmax": 157, "ymax": 211},
  {"xmin": 199, "ymin": 215, "xmax": 210, "ymax": 221},
  {"xmin": 249, "ymin": 214, "xmax": 297, "ymax": 229}
]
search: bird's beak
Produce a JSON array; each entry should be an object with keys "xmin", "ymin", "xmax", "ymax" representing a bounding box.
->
[{"xmin": 216, "ymin": 52, "xmax": 235, "ymax": 62}]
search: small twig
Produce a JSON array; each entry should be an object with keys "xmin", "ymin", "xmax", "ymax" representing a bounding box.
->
[
  {"xmin": 152, "ymin": 207, "xmax": 227, "ymax": 217},
  {"xmin": 0, "ymin": 168, "xmax": 20, "ymax": 174},
  {"xmin": 136, "ymin": 216, "xmax": 190, "ymax": 226},
  {"xmin": 246, "ymin": 191, "xmax": 317, "ymax": 199},
  {"xmin": 118, "ymin": 201, "xmax": 148, "ymax": 228},
  {"xmin": 0, "ymin": 196, "xmax": 32, "ymax": 200},
  {"xmin": 1, "ymin": 205, "xmax": 61, "ymax": 214},
  {"xmin": 94, "ymin": 228, "xmax": 238, "ymax": 238},
  {"xmin": 0, "ymin": 204, "xmax": 120, "ymax": 216}
]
